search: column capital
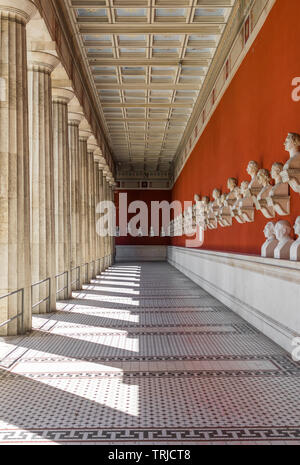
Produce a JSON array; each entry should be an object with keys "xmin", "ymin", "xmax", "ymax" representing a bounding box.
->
[
  {"xmin": 52, "ymin": 63, "xmax": 74, "ymax": 103},
  {"xmin": 27, "ymin": 51, "xmax": 60, "ymax": 74},
  {"xmin": 68, "ymin": 95, "xmax": 84, "ymax": 124},
  {"xmin": 94, "ymin": 152, "xmax": 107, "ymax": 166},
  {"xmin": 52, "ymin": 87, "xmax": 74, "ymax": 104},
  {"xmin": 99, "ymin": 162, "xmax": 107, "ymax": 173},
  {"xmin": 0, "ymin": 0, "xmax": 36, "ymax": 22},
  {"xmin": 79, "ymin": 118, "xmax": 92, "ymax": 140}
]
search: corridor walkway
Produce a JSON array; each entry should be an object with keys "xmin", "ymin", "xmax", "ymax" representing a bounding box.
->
[{"xmin": 0, "ymin": 262, "xmax": 299, "ymax": 445}]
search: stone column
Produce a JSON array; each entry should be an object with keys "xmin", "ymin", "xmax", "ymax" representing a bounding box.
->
[
  {"xmin": 109, "ymin": 182, "xmax": 116, "ymax": 266},
  {"xmin": 88, "ymin": 136, "xmax": 101, "ymax": 275},
  {"xmin": 87, "ymin": 148, "xmax": 96, "ymax": 280},
  {"xmin": 79, "ymin": 135, "xmax": 89, "ymax": 286},
  {"xmin": 103, "ymin": 174, "xmax": 109, "ymax": 269},
  {"xmin": 28, "ymin": 51, "xmax": 59, "ymax": 313},
  {"xmin": 52, "ymin": 86, "xmax": 73, "ymax": 299},
  {"xmin": 0, "ymin": 0, "xmax": 36, "ymax": 335},
  {"xmin": 68, "ymin": 101, "xmax": 83, "ymax": 290},
  {"xmin": 98, "ymin": 167, "xmax": 105, "ymax": 273},
  {"xmin": 93, "ymin": 160, "xmax": 100, "ymax": 275},
  {"xmin": 107, "ymin": 181, "xmax": 112, "ymax": 266}
]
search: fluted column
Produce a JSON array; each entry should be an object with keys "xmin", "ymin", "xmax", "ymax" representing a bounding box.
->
[
  {"xmin": 109, "ymin": 182, "xmax": 115, "ymax": 265},
  {"xmin": 79, "ymin": 135, "xmax": 89, "ymax": 286},
  {"xmin": 87, "ymin": 148, "xmax": 96, "ymax": 280},
  {"xmin": 28, "ymin": 51, "xmax": 59, "ymax": 313},
  {"xmin": 107, "ymin": 180, "xmax": 112, "ymax": 266},
  {"xmin": 81, "ymin": 124, "xmax": 94, "ymax": 282},
  {"xmin": 0, "ymin": 0, "xmax": 36, "ymax": 335},
  {"xmin": 103, "ymin": 174, "xmax": 109, "ymax": 269},
  {"xmin": 68, "ymin": 103, "xmax": 83, "ymax": 290},
  {"xmin": 94, "ymin": 160, "xmax": 100, "ymax": 275},
  {"xmin": 98, "ymin": 167, "xmax": 105, "ymax": 272},
  {"xmin": 52, "ymin": 86, "xmax": 73, "ymax": 299}
]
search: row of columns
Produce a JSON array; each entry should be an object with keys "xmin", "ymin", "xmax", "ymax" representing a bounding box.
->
[{"xmin": 0, "ymin": 0, "xmax": 115, "ymax": 336}]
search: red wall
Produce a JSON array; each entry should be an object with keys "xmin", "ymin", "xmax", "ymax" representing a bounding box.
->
[
  {"xmin": 172, "ymin": 0, "xmax": 300, "ymax": 255},
  {"xmin": 115, "ymin": 190, "xmax": 172, "ymax": 246}
]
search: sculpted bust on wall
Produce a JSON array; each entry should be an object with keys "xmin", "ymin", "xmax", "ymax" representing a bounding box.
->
[
  {"xmin": 218, "ymin": 193, "xmax": 232, "ymax": 227},
  {"xmin": 257, "ymin": 169, "xmax": 275, "ymax": 218},
  {"xmin": 247, "ymin": 161, "xmax": 262, "ymax": 208},
  {"xmin": 238, "ymin": 180, "xmax": 255, "ymax": 222},
  {"xmin": 193, "ymin": 194, "xmax": 201, "ymax": 225},
  {"xmin": 267, "ymin": 162, "xmax": 290, "ymax": 216},
  {"xmin": 198, "ymin": 196, "xmax": 209, "ymax": 230},
  {"xmin": 207, "ymin": 197, "xmax": 218, "ymax": 230},
  {"xmin": 231, "ymin": 185, "xmax": 245, "ymax": 223},
  {"xmin": 274, "ymin": 220, "xmax": 294, "ymax": 260},
  {"xmin": 290, "ymin": 217, "xmax": 300, "ymax": 261},
  {"xmin": 281, "ymin": 132, "xmax": 300, "ymax": 193},
  {"xmin": 225, "ymin": 178, "xmax": 239, "ymax": 207},
  {"xmin": 261, "ymin": 222, "xmax": 278, "ymax": 258}
]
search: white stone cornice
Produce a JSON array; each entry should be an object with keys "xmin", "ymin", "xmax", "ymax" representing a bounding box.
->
[
  {"xmin": 27, "ymin": 51, "xmax": 60, "ymax": 74},
  {"xmin": 0, "ymin": 0, "xmax": 36, "ymax": 22}
]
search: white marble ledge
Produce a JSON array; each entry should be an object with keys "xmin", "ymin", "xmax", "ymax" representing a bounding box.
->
[
  {"xmin": 168, "ymin": 246, "xmax": 300, "ymax": 283},
  {"xmin": 168, "ymin": 245, "xmax": 300, "ymax": 351}
]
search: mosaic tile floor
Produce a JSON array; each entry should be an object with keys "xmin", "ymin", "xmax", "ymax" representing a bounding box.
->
[{"xmin": 0, "ymin": 262, "xmax": 299, "ymax": 445}]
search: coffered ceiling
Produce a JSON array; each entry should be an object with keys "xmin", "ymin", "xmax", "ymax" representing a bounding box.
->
[{"xmin": 66, "ymin": 0, "xmax": 237, "ymax": 175}]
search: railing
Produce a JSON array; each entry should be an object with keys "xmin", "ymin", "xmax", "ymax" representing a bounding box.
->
[
  {"xmin": 56, "ymin": 271, "xmax": 69, "ymax": 297},
  {"xmin": 0, "ymin": 254, "xmax": 113, "ymax": 333},
  {"xmin": 89, "ymin": 260, "xmax": 95, "ymax": 279},
  {"xmin": 0, "ymin": 288, "xmax": 24, "ymax": 332},
  {"xmin": 81, "ymin": 263, "xmax": 89, "ymax": 284},
  {"xmin": 31, "ymin": 277, "xmax": 51, "ymax": 312},
  {"xmin": 71, "ymin": 266, "xmax": 80, "ymax": 289}
]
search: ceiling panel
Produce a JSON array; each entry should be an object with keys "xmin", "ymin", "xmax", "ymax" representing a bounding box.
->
[{"xmin": 69, "ymin": 0, "xmax": 236, "ymax": 173}]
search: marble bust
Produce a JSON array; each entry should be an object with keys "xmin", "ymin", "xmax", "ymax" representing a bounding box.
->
[
  {"xmin": 218, "ymin": 193, "xmax": 232, "ymax": 227},
  {"xmin": 207, "ymin": 200, "xmax": 218, "ymax": 229},
  {"xmin": 267, "ymin": 162, "xmax": 290, "ymax": 216},
  {"xmin": 207, "ymin": 190, "xmax": 219, "ymax": 230},
  {"xmin": 247, "ymin": 161, "xmax": 262, "ymax": 208},
  {"xmin": 231, "ymin": 186, "xmax": 245, "ymax": 223},
  {"xmin": 212, "ymin": 188, "xmax": 222, "ymax": 215},
  {"xmin": 238, "ymin": 180, "xmax": 255, "ymax": 222},
  {"xmin": 198, "ymin": 196, "xmax": 209, "ymax": 230},
  {"xmin": 281, "ymin": 132, "xmax": 300, "ymax": 193},
  {"xmin": 274, "ymin": 220, "xmax": 294, "ymax": 260},
  {"xmin": 193, "ymin": 194, "xmax": 201, "ymax": 225},
  {"xmin": 261, "ymin": 222, "xmax": 278, "ymax": 258},
  {"xmin": 225, "ymin": 178, "xmax": 239, "ymax": 208},
  {"xmin": 290, "ymin": 217, "xmax": 300, "ymax": 261},
  {"xmin": 256, "ymin": 169, "xmax": 275, "ymax": 218}
]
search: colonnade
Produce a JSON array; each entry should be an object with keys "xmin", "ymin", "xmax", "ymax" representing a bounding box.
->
[{"xmin": 0, "ymin": 0, "xmax": 115, "ymax": 336}]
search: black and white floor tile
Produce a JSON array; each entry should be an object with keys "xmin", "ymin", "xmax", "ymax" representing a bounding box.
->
[{"xmin": 0, "ymin": 262, "xmax": 299, "ymax": 445}]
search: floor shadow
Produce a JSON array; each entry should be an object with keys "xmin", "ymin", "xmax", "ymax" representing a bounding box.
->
[
  {"xmin": 0, "ymin": 367, "xmax": 139, "ymax": 442},
  {"xmin": 8, "ymin": 329, "xmax": 140, "ymax": 363},
  {"xmin": 34, "ymin": 311, "xmax": 141, "ymax": 329}
]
